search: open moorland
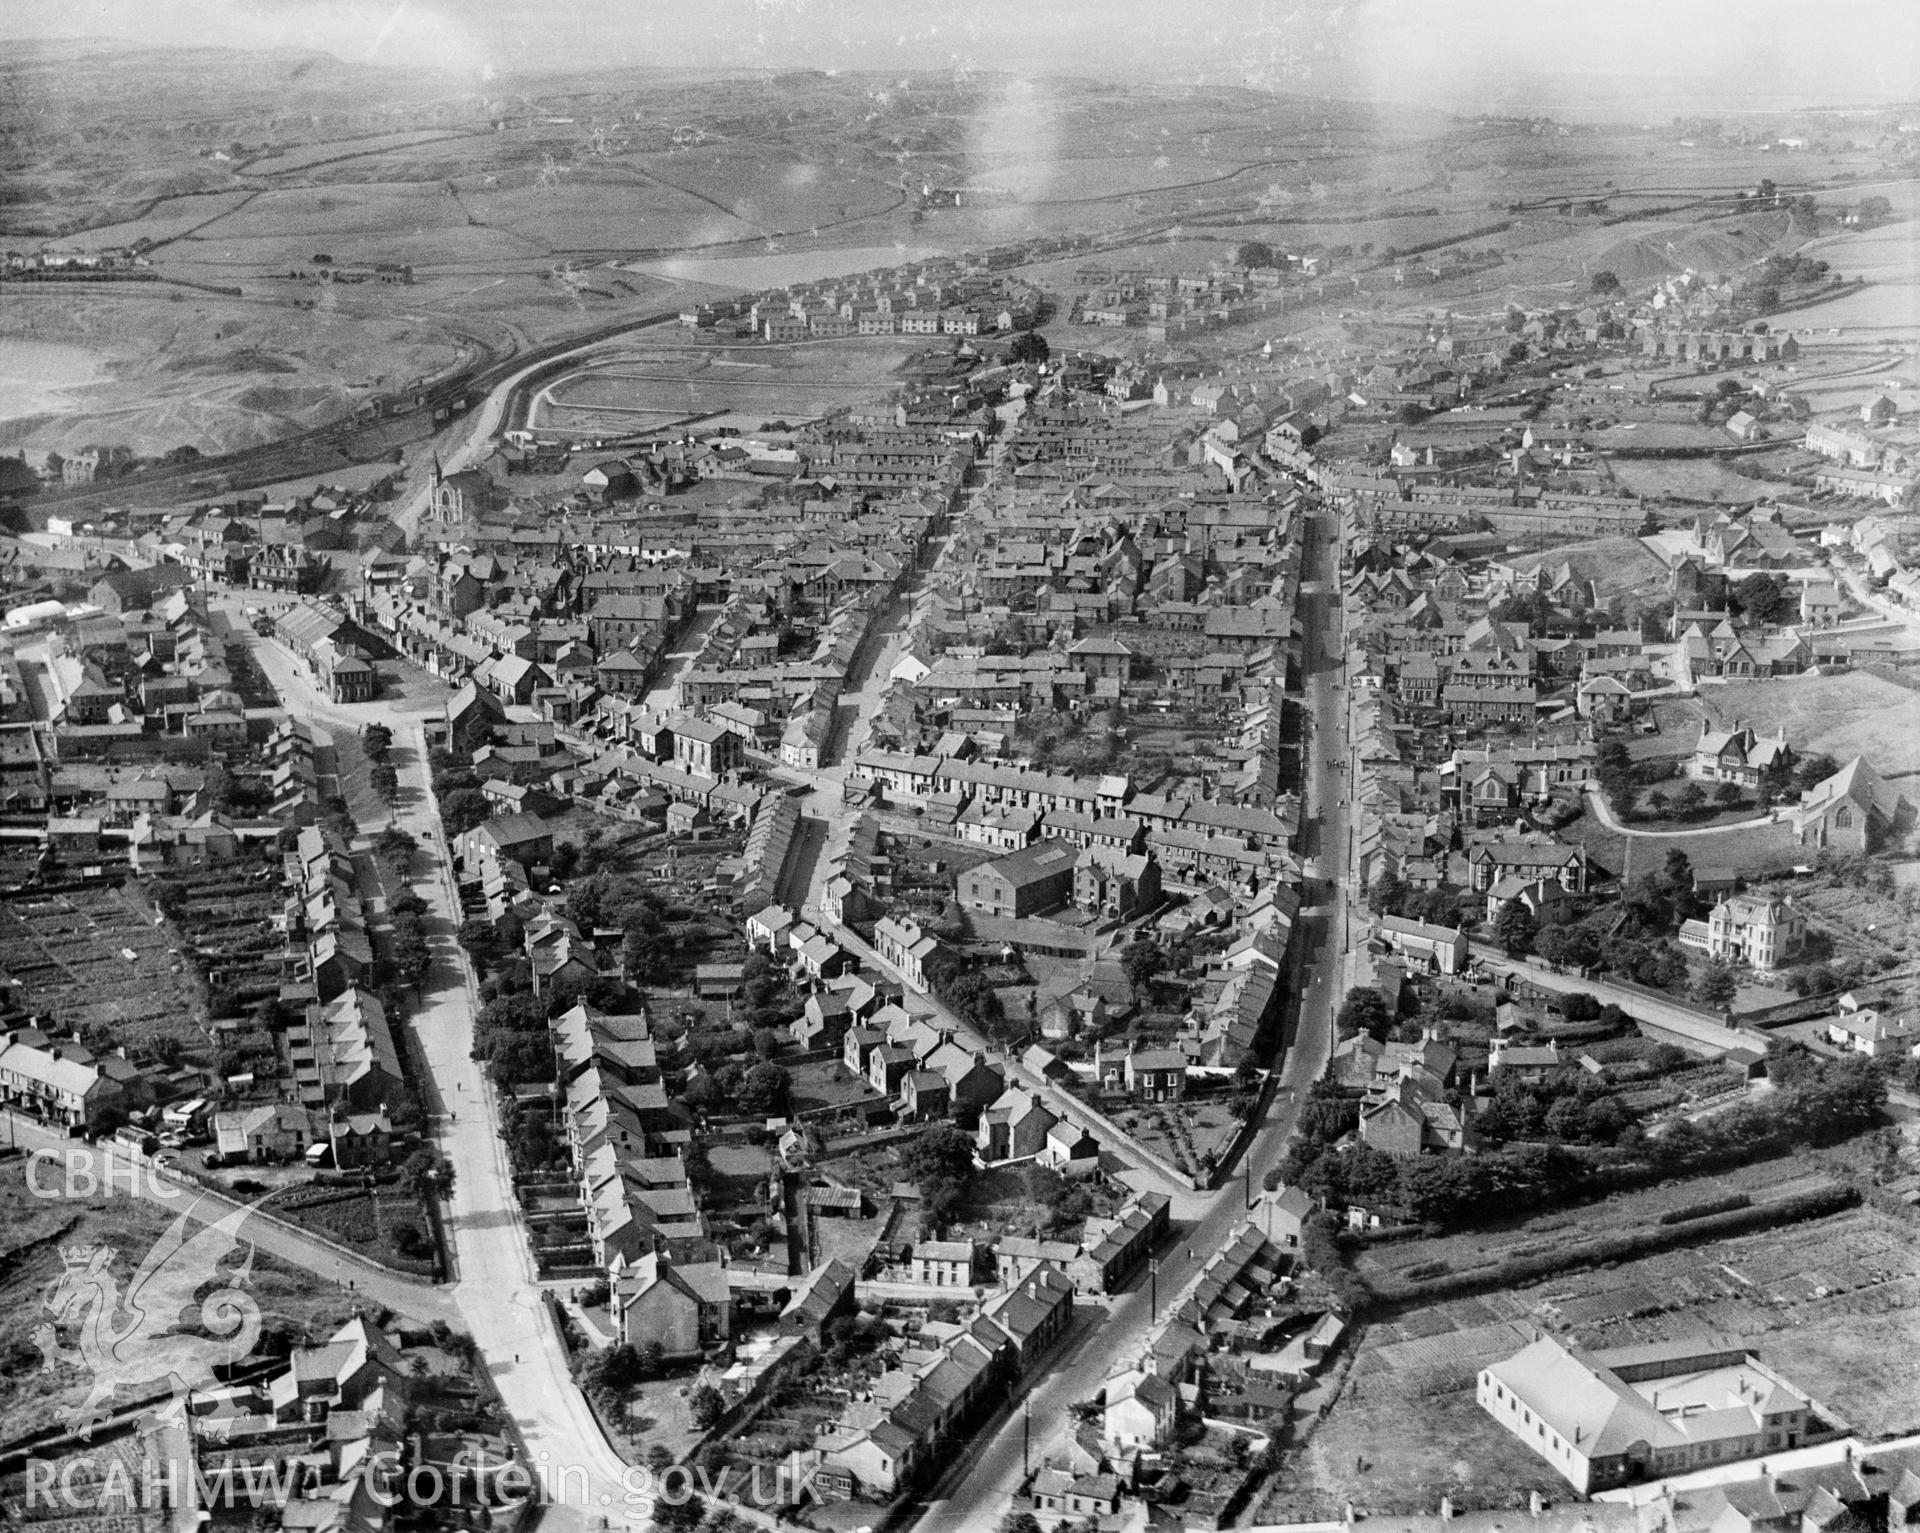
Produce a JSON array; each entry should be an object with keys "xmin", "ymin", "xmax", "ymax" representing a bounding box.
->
[
  {"xmin": 6, "ymin": 41, "xmax": 1914, "ymax": 464},
  {"xmin": 0, "ymin": 1158, "xmax": 362, "ymax": 1431}
]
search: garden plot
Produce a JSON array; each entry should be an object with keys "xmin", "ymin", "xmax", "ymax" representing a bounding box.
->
[
  {"xmin": 0, "ymin": 883, "xmax": 201, "ymax": 1046},
  {"xmin": 1502, "ymin": 1209, "xmax": 1920, "ymax": 1434}
]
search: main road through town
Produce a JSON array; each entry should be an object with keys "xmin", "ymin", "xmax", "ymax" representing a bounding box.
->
[{"xmin": 901, "ymin": 502, "xmax": 1353, "ymax": 1530}]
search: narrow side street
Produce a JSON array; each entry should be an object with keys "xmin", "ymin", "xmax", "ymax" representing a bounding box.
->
[{"xmin": 904, "ymin": 502, "xmax": 1349, "ymax": 1529}]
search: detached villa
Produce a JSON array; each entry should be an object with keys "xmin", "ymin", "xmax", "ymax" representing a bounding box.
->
[{"xmin": 1705, "ymin": 893, "xmax": 1805, "ymax": 970}]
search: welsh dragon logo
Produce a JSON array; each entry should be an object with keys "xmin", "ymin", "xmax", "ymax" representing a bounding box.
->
[{"xmin": 35, "ymin": 1196, "xmax": 266, "ymax": 1439}]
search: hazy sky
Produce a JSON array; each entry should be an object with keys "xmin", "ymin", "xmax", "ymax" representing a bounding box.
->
[{"xmin": 9, "ymin": 0, "xmax": 1920, "ymax": 116}]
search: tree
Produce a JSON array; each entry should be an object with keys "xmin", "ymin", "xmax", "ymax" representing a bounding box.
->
[
  {"xmin": 362, "ymin": 722, "xmax": 393, "ymax": 761},
  {"xmin": 687, "ymin": 1382, "xmax": 725, "ymax": 1430},
  {"xmin": 1002, "ymin": 1515, "xmax": 1044, "ymax": 1533},
  {"xmin": 1660, "ymin": 846, "xmax": 1696, "ymax": 900},
  {"xmin": 1713, "ymin": 781, "xmax": 1744, "ymax": 810},
  {"xmin": 737, "ymin": 1062, "xmax": 792, "ymax": 1118},
  {"xmin": 903, "ymin": 1123, "xmax": 974, "ymax": 1188},
  {"xmin": 650, "ymin": 1497, "xmax": 703, "ymax": 1533},
  {"xmin": 1590, "ymin": 270, "xmax": 1622, "ymax": 296},
  {"xmin": 1795, "ymin": 754, "xmax": 1838, "ymax": 793},
  {"xmin": 1672, "ymin": 780, "xmax": 1707, "ymax": 818},
  {"xmin": 370, "ymin": 763, "xmax": 399, "ymax": 804},
  {"xmin": 1335, "ymin": 986, "xmax": 1390, "ymax": 1039},
  {"xmin": 1235, "ymin": 241, "xmax": 1276, "ymax": 270},
  {"xmin": 1696, "ymin": 960, "xmax": 1739, "ymax": 1011},
  {"xmin": 439, "ymin": 788, "xmax": 489, "ymax": 837},
  {"xmin": 1732, "ymin": 572, "xmax": 1790, "ymax": 627},
  {"xmin": 1121, "ymin": 939, "xmax": 1167, "ymax": 1000},
  {"xmin": 375, "ymin": 825, "xmax": 416, "ymax": 871},
  {"xmin": 487, "ymin": 1032, "xmax": 556, "ymax": 1086},
  {"xmin": 1495, "ymin": 900, "xmax": 1536, "ymax": 958},
  {"xmin": 1559, "ymin": 991, "xmax": 1602, "ymax": 1022},
  {"xmin": 1367, "ymin": 870, "xmax": 1407, "ymax": 916},
  {"xmin": 941, "ymin": 967, "xmax": 1005, "ymax": 1033},
  {"xmin": 400, "ymin": 1147, "xmax": 453, "ymax": 1200},
  {"xmin": 902, "ymin": 1123, "xmax": 974, "ymax": 1231},
  {"xmin": 1007, "ymin": 331, "xmax": 1050, "ymax": 366}
]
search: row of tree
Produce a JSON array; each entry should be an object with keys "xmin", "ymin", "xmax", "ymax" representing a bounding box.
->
[{"xmin": 1281, "ymin": 1043, "xmax": 1885, "ymax": 1232}]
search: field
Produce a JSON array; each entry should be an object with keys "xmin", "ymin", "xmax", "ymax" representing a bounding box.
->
[
  {"xmin": 1699, "ymin": 672, "xmax": 1920, "ymax": 782},
  {"xmin": 537, "ymin": 338, "xmax": 922, "ymax": 433},
  {"xmin": 1607, "ymin": 457, "xmax": 1797, "ymax": 503},
  {"xmin": 1564, "ymin": 800, "xmax": 1803, "ymax": 884},
  {"xmin": 1787, "ymin": 221, "xmax": 1920, "ymax": 343},
  {"xmin": 0, "ymin": 883, "xmax": 203, "ymax": 1049},
  {"xmin": 1261, "ymin": 1202, "xmax": 1920, "ymax": 1519},
  {"xmin": 1508, "ymin": 536, "xmax": 1669, "ymax": 604},
  {"xmin": 0, "ymin": 1156, "xmax": 361, "ymax": 1433}
]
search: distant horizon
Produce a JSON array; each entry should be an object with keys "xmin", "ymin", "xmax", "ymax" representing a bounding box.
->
[
  {"xmin": 6, "ymin": 36, "xmax": 1918, "ymax": 127},
  {"xmin": 6, "ymin": 1, "xmax": 1920, "ymax": 122}
]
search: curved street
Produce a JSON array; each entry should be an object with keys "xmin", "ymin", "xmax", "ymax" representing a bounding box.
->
[{"xmin": 1581, "ymin": 782, "xmax": 1780, "ymax": 838}]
